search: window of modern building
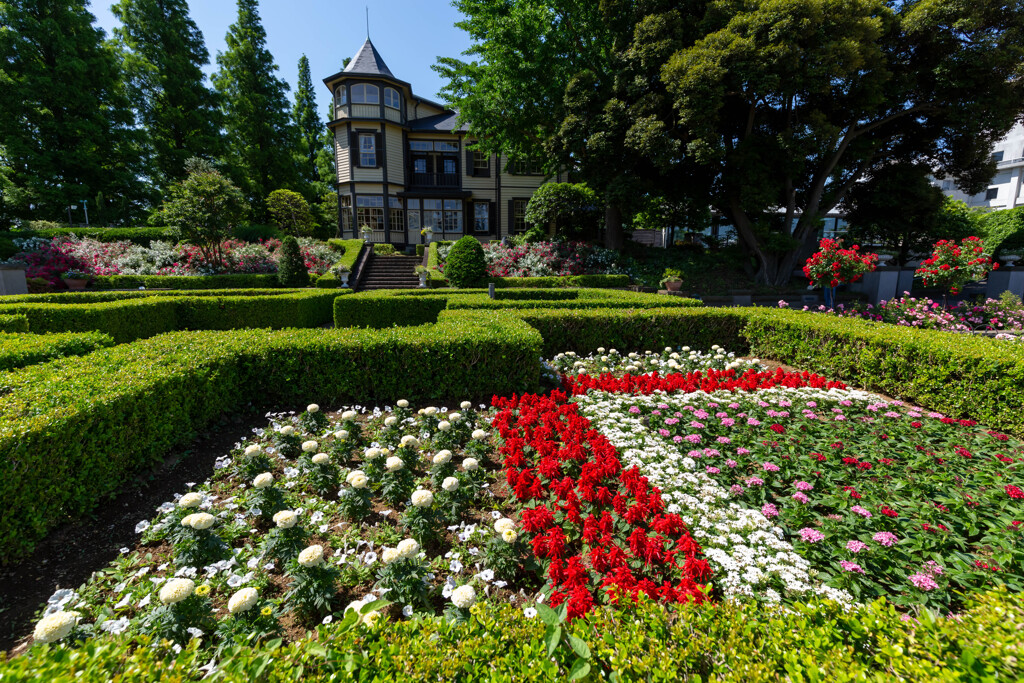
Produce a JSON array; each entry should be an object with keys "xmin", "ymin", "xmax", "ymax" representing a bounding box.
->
[
  {"xmin": 384, "ymin": 87, "xmax": 401, "ymax": 109},
  {"xmin": 444, "ymin": 199, "xmax": 463, "ymax": 232},
  {"xmin": 359, "ymin": 133, "xmax": 377, "ymax": 167},
  {"xmin": 513, "ymin": 198, "xmax": 529, "ymax": 232},
  {"xmin": 986, "ymin": 187, "xmax": 1000, "ymax": 201},
  {"xmin": 351, "ymin": 83, "xmax": 380, "ymax": 105},
  {"xmin": 389, "ymin": 197, "xmax": 403, "ymax": 231},
  {"xmin": 335, "ymin": 86, "xmax": 347, "ymax": 107},
  {"xmin": 993, "ymin": 151, "xmax": 1005, "ymax": 163},
  {"xmin": 473, "ymin": 202, "xmax": 490, "ymax": 233},
  {"xmin": 340, "ymin": 195, "xmax": 352, "ymax": 233},
  {"xmin": 356, "ymin": 195, "xmax": 384, "ymax": 230}
]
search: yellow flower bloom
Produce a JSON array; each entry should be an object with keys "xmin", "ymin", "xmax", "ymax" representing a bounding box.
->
[
  {"xmin": 195, "ymin": 584, "xmax": 211, "ymax": 597},
  {"xmin": 261, "ymin": 606, "xmax": 273, "ymax": 616}
]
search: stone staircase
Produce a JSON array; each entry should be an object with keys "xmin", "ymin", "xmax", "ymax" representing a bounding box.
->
[{"xmin": 358, "ymin": 253, "xmax": 421, "ymax": 290}]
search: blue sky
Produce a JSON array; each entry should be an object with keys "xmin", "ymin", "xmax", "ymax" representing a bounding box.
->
[{"xmin": 88, "ymin": 0, "xmax": 474, "ymax": 111}]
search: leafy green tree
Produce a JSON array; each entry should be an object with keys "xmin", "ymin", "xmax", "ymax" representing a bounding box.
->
[
  {"xmin": 444, "ymin": 236, "xmax": 487, "ymax": 287},
  {"xmin": 276, "ymin": 235, "xmax": 309, "ymax": 287},
  {"xmin": 844, "ymin": 164, "xmax": 973, "ymax": 266},
  {"xmin": 213, "ymin": 0, "xmax": 300, "ymax": 221},
  {"xmin": 0, "ymin": 0, "xmax": 149, "ymax": 223},
  {"xmin": 524, "ymin": 183, "xmax": 600, "ymax": 240},
  {"xmin": 663, "ymin": 0, "xmax": 1024, "ymax": 284},
  {"xmin": 977, "ymin": 206, "xmax": 1024, "ymax": 258},
  {"xmin": 160, "ymin": 159, "xmax": 247, "ymax": 268},
  {"xmin": 111, "ymin": 0, "xmax": 223, "ymax": 192},
  {"xmin": 266, "ymin": 189, "xmax": 315, "ymax": 237},
  {"xmin": 293, "ymin": 55, "xmax": 321, "ymax": 189}
]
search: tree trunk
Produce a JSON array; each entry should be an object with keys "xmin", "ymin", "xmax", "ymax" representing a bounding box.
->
[
  {"xmin": 604, "ymin": 203, "xmax": 624, "ymax": 250},
  {"xmin": 752, "ymin": 249, "xmax": 799, "ymax": 287}
]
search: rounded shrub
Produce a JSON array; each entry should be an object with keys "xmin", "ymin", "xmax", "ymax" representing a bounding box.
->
[
  {"xmin": 444, "ymin": 236, "xmax": 487, "ymax": 288},
  {"xmin": 277, "ymin": 236, "xmax": 310, "ymax": 287}
]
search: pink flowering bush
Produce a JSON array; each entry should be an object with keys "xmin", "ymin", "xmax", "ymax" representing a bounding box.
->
[
  {"xmin": 438, "ymin": 241, "xmax": 625, "ymax": 278},
  {"xmin": 783, "ymin": 293, "xmax": 1024, "ymax": 333}
]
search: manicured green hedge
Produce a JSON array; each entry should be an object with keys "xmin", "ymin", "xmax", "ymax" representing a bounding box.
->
[
  {"xmin": 3, "ymin": 593, "xmax": 1022, "ymax": 681},
  {"xmin": 318, "ymin": 239, "xmax": 364, "ymax": 288},
  {"xmin": 491, "ymin": 274, "xmax": 631, "ymax": 288},
  {"xmin": 2, "ymin": 227, "xmax": 175, "ymax": 246},
  {"xmin": 741, "ymin": 308, "xmax": 1024, "ymax": 437},
  {"xmin": 0, "ymin": 313, "xmax": 28, "ymax": 333},
  {"xmin": 0, "ymin": 310, "xmax": 540, "ymax": 561},
  {"xmin": 494, "ymin": 289, "xmax": 578, "ymax": 301},
  {"xmin": 0, "ymin": 331, "xmax": 115, "ymax": 371},
  {"xmin": 0, "ymin": 288, "xmax": 296, "ymax": 304},
  {"xmin": 0, "ymin": 290, "xmax": 349, "ymax": 343},
  {"xmin": 89, "ymin": 273, "xmax": 282, "ymax": 290}
]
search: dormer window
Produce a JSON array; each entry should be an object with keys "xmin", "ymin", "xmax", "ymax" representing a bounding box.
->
[
  {"xmin": 352, "ymin": 83, "xmax": 379, "ymax": 105},
  {"xmin": 384, "ymin": 87, "xmax": 401, "ymax": 109},
  {"xmin": 335, "ymin": 87, "xmax": 347, "ymax": 107}
]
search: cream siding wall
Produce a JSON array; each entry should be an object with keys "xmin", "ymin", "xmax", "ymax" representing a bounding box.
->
[
  {"xmin": 385, "ymin": 124, "xmax": 405, "ymax": 186},
  {"xmin": 335, "ymin": 131, "xmax": 350, "ymax": 183},
  {"xmin": 384, "ymin": 108, "xmax": 401, "ymax": 123},
  {"xmin": 354, "ymin": 182, "xmax": 384, "ymax": 194},
  {"xmin": 351, "ymin": 104, "xmax": 379, "ymax": 118}
]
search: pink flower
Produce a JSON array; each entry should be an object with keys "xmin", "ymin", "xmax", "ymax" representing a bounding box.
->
[
  {"xmin": 873, "ymin": 531, "xmax": 899, "ymax": 547},
  {"xmin": 717, "ymin": 435, "xmax": 732, "ymax": 443},
  {"xmin": 725, "ymin": 460, "xmax": 738, "ymax": 468},
  {"xmin": 747, "ymin": 418, "xmax": 761, "ymax": 426},
  {"xmin": 923, "ymin": 560, "xmax": 944, "ymax": 576},
  {"xmin": 762, "ymin": 462, "xmax": 780, "ymax": 472},
  {"xmin": 746, "ymin": 477, "xmax": 764, "ymax": 487},
  {"xmin": 840, "ymin": 561, "xmax": 864, "ymax": 573},
  {"xmin": 791, "ymin": 492, "xmax": 809, "ymax": 504},
  {"xmin": 799, "ymin": 528, "xmax": 825, "ymax": 543},
  {"xmin": 851, "ymin": 505, "xmax": 872, "ymax": 518},
  {"xmin": 706, "ymin": 466, "xmax": 720, "ymax": 474},
  {"xmin": 761, "ymin": 503, "xmax": 779, "ymax": 518},
  {"xmin": 628, "ymin": 406, "xmax": 641, "ymax": 414},
  {"xmin": 909, "ymin": 573, "xmax": 939, "ymax": 591},
  {"xmin": 729, "ymin": 485, "xmax": 744, "ymax": 496},
  {"xmin": 794, "ymin": 481, "xmax": 814, "ymax": 491},
  {"xmin": 684, "ymin": 434, "xmax": 702, "ymax": 444},
  {"xmin": 846, "ymin": 540, "xmax": 868, "ymax": 553},
  {"xmin": 658, "ymin": 429, "xmax": 670, "ymax": 437},
  {"xmin": 736, "ymin": 448, "xmax": 750, "ymax": 456}
]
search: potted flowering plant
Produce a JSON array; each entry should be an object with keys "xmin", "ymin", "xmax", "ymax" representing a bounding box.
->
[
  {"xmin": 420, "ymin": 227, "xmax": 434, "ymax": 243},
  {"xmin": 360, "ymin": 224, "xmax": 373, "ymax": 242},
  {"xmin": 659, "ymin": 268, "xmax": 684, "ymax": 292},
  {"xmin": 916, "ymin": 236, "xmax": 996, "ymax": 305},
  {"xmin": 414, "ymin": 265, "xmax": 428, "ymax": 288},
  {"xmin": 332, "ymin": 263, "xmax": 351, "ymax": 288},
  {"xmin": 61, "ymin": 269, "xmax": 91, "ymax": 290},
  {"xmin": 803, "ymin": 239, "xmax": 877, "ymax": 309}
]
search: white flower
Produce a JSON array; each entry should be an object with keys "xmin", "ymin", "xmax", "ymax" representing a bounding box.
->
[
  {"xmin": 365, "ymin": 448, "xmax": 382, "ymax": 460},
  {"xmin": 99, "ymin": 617, "xmax": 130, "ymax": 635},
  {"xmin": 178, "ymin": 492, "xmax": 203, "ymax": 509},
  {"xmin": 442, "ymin": 477, "xmax": 459, "ymax": 492},
  {"xmin": 524, "ymin": 607, "xmax": 538, "ymax": 619},
  {"xmin": 312, "ymin": 453, "xmax": 330, "ymax": 465},
  {"xmin": 346, "ymin": 470, "xmax": 368, "ymax": 489},
  {"xmin": 411, "ymin": 489, "xmax": 434, "ymax": 507},
  {"xmin": 502, "ymin": 529, "xmax": 518, "ymax": 544},
  {"xmin": 334, "ymin": 430, "xmax": 349, "ymax": 440},
  {"xmin": 381, "ymin": 547, "xmax": 401, "ymax": 564},
  {"xmin": 460, "ymin": 401, "xmax": 472, "ymax": 410},
  {"xmin": 307, "ymin": 404, "xmax": 319, "ymax": 414},
  {"xmin": 437, "ymin": 420, "xmax": 452, "ymax": 432},
  {"xmin": 33, "ymin": 612, "xmax": 79, "ymax": 643},
  {"xmin": 253, "ymin": 473, "xmax": 274, "ymax": 489},
  {"xmin": 494, "ymin": 518, "xmax": 515, "ymax": 534},
  {"xmin": 450, "ymin": 585, "xmax": 476, "ymax": 609},
  {"xmin": 159, "ymin": 578, "xmax": 195, "ymax": 605},
  {"xmin": 385, "ymin": 456, "xmax": 404, "ymax": 471},
  {"xmin": 471, "ymin": 429, "xmax": 488, "ymax": 440},
  {"xmin": 397, "ymin": 538, "xmax": 420, "ymax": 559},
  {"xmin": 302, "ymin": 440, "xmax": 319, "ymax": 453},
  {"xmin": 462, "ymin": 458, "xmax": 479, "ymax": 471},
  {"xmin": 449, "ymin": 412, "xmax": 462, "ymax": 422},
  {"xmin": 322, "ymin": 615, "xmax": 333, "ymax": 624},
  {"xmin": 244, "ymin": 444, "xmax": 261, "ymax": 456},
  {"xmin": 432, "ymin": 450, "xmax": 452, "ymax": 465},
  {"xmin": 400, "ymin": 435, "xmax": 419, "ymax": 448},
  {"xmin": 342, "ymin": 410, "xmax": 357, "ymax": 421},
  {"xmin": 279, "ymin": 425, "xmax": 295, "ymax": 436},
  {"xmin": 180, "ymin": 513, "xmax": 198, "ymax": 527},
  {"xmin": 384, "ymin": 416, "xmax": 398, "ymax": 427},
  {"xmin": 397, "ymin": 399, "xmax": 409, "ymax": 408},
  {"xmin": 424, "ymin": 406, "xmax": 438, "ymax": 416},
  {"xmin": 273, "ymin": 510, "xmax": 298, "ymax": 529},
  {"xmin": 228, "ymin": 587, "xmax": 259, "ymax": 614},
  {"xmin": 402, "ymin": 605, "xmax": 414, "ymax": 617},
  {"xmin": 188, "ymin": 513, "xmax": 216, "ymax": 530},
  {"xmin": 298, "ymin": 545, "xmax": 325, "ymax": 567},
  {"xmin": 134, "ymin": 520, "xmax": 150, "ymax": 534}
]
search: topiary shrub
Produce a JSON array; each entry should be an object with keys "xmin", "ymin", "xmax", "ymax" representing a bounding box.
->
[
  {"xmin": 277, "ymin": 236, "xmax": 310, "ymax": 287},
  {"xmin": 444, "ymin": 236, "xmax": 487, "ymax": 288}
]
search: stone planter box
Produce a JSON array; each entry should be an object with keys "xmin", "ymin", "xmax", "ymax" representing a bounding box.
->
[{"xmin": 0, "ymin": 265, "xmax": 28, "ymax": 296}]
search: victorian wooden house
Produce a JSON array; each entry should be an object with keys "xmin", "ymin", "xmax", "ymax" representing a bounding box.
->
[{"xmin": 324, "ymin": 39, "xmax": 559, "ymax": 246}]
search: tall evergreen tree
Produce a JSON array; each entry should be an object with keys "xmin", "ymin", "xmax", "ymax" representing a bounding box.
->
[
  {"xmin": 293, "ymin": 54, "xmax": 321, "ymax": 189},
  {"xmin": 0, "ymin": 0, "xmax": 148, "ymax": 224},
  {"xmin": 212, "ymin": 0, "xmax": 299, "ymax": 221},
  {"xmin": 111, "ymin": 0, "xmax": 223, "ymax": 193}
]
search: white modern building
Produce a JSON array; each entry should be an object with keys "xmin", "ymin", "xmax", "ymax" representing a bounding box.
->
[{"xmin": 934, "ymin": 122, "xmax": 1024, "ymax": 209}]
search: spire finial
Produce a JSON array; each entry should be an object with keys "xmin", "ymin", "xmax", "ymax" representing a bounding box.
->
[{"xmin": 366, "ymin": 6, "xmax": 370, "ymax": 39}]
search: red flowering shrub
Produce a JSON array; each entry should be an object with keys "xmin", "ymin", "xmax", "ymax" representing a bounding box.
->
[
  {"xmin": 803, "ymin": 238, "xmax": 877, "ymax": 289},
  {"xmin": 561, "ymin": 367, "xmax": 846, "ymax": 396},
  {"xmin": 915, "ymin": 237, "xmax": 996, "ymax": 295}
]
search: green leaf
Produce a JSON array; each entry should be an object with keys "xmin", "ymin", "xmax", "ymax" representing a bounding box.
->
[
  {"xmin": 536, "ymin": 603, "xmax": 560, "ymax": 627},
  {"xmin": 545, "ymin": 624, "xmax": 562, "ymax": 657},
  {"xmin": 567, "ymin": 634, "xmax": 591, "ymax": 659},
  {"xmin": 569, "ymin": 658, "xmax": 592, "ymax": 681}
]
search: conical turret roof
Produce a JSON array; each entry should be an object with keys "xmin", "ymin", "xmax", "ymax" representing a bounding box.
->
[{"xmin": 343, "ymin": 38, "xmax": 394, "ymax": 77}]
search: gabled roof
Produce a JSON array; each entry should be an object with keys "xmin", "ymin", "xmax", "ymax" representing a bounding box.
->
[
  {"xmin": 408, "ymin": 111, "xmax": 469, "ymax": 132},
  {"xmin": 343, "ymin": 39, "xmax": 394, "ymax": 77}
]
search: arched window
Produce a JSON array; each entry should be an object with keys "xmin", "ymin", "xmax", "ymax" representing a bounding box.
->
[
  {"xmin": 351, "ymin": 83, "xmax": 380, "ymax": 105},
  {"xmin": 384, "ymin": 87, "xmax": 401, "ymax": 110},
  {"xmin": 335, "ymin": 86, "xmax": 347, "ymax": 106}
]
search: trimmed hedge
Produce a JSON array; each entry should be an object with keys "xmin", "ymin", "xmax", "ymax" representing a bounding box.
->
[
  {"xmin": 0, "ymin": 310, "xmax": 540, "ymax": 561},
  {"xmin": 89, "ymin": 273, "xmax": 283, "ymax": 290},
  {"xmin": 491, "ymin": 274, "xmax": 631, "ymax": 288},
  {"xmin": 317, "ymin": 239, "xmax": 364, "ymax": 288},
  {"xmin": 0, "ymin": 290, "xmax": 349, "ymax": 343},
  {"xmin": 0, "ymin": 313, "xmax": 28, "ymax": 333},
  {"xmin": 3, "ymin": 593, "xmax": 1022, "ymax": 681},
  {"xmin": 0, "ymin": 331, "xmax": 115, "ymax": 371},
  {"xmin": 2, "ymin": 227, "xmax": 175, "ymax": 246}
]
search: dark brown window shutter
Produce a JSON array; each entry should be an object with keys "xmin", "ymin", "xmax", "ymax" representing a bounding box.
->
[
  {"xmin": 350, "ymin": 132, "xmax": 359, "ymax": 166},
  {"xmin": 481, "ymin": 155, "xmax": 491, "ymax": 178},
  {"xmin": 489, "ymin": 201, "xmax": 496, "ymax": 234},
  {"xmin": 465, "ymin": 149, "xmax": 474, "ymax": 176}
]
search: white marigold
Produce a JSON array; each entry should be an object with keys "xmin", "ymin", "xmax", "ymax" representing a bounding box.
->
[
  {"xmin": 342, "ymin": 410, "xmax": 357, "ymax": 421},
  {"xmin": 442, "ymin": 477, "xmax": 459, "ymax": 492},
  {"xmin": 312, "ymin": 453, "xmax": 330, "ymax": 465},
  {"xmin": 178, "ymin": 492, "xmax": 203, "ymax": 509},
  {"xmin": 244, "ymin": 444, "xmax": 261, "ymax": 456},
  {"xmin": 448, "ymin": 412, "xmax": 461, "ymax": 422},
  {"xmin": 298, "ymin": 545, "xmax": 324, "ymax": 567},
  {"xmin": 437, "ymin": 420, "xmax": 452, "ymax": 432},
  {"xmin": 33, "ymin": 611, "xmax": 78, "ymax": 644},
  {"xmin": 180, "ymin": 513, "xmax": 198, "ymax": 527},
  {"xmin": 471, "ymin": 429, "xmax": 487, "ymax": 440},
  {"xmin": 494, "ymin": 518, "xmax": 515, "ymax": 534},
  {"xmin": 411, "ymin": 489, "xmax": 434, "ymax": 507},
  {"xmin": 460, "ymin": 401, "xmax": 472, "ymax": 410},
  {"xmin": 381, "ymin": 547, "xmax": 401, "ymax": 564},
  {"xmin": 397, "ymin": 538, "xmax": 420, "ymax": 559},
  {"xmin": 253, "ymin": 472, "xmax": 274, "ymax": 489},
  {"xmin": 273, "ymin": 510, "xmax": 298, "ymax": 529},
  {"xmin": 396, "ymin": 399, "xmax": 409, "ymax": 408},
  {"xmin": 302, "ymin": 440, "xmax": 319, "ymax": 453},
  {"xmin": 502, "ymin": 529, "xmax": 518, "ymax": 544},
  {"xmin": 450, "ymin": 585, "xmax": 476, "ymax": 609},
  {"xmin": 346, "ymin": 470, "xmax": 368, "ymax": 489},
  {"xmin": 384, "ymin": 416, "xmax": 398, "ymax": 427},
  {"xmin": 365, "ymin": 447, "xmax": 382, "ymax": 460},
  {"xmin": 423, "ymin": 406, "xmax": 438, "ymax": 416},
  {"xmin": 227, "ymin": 587, "xmax": 259, "ymax": 614},
  {"xmin": 385, "ymin": 456, "xmax": 403, "ymax": 472},
  {"xmin": 400, "ymin": 435, "xmax": 419, "ymax": 448},
  {"xmin": 279, "ymin": 425, "xmax": 295, "ymax": 436},
  {"xmin": 334, "ymin": 430, "xmax": 349, "ymax": 440},
  {"xmin": 188, "ymin": 512, "xmax": 216, "ymax": 530},
  {"xmin": 432, "ymin": 450, "xmax": 452, "ymax": 465},
  {"xmin": 462, "ymin": 458, "xmax": 479, "ymax": 471},
  {"xmin": 307, "ymin": 404, "xmax": 319, "ymax": 413},
  {"xmin": 159, "ymin": 578, "xmax": 195, "ymax": 605}
]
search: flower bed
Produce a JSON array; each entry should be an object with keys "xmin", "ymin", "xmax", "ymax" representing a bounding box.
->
[{"xmin": 436, "ymin": 241, "xmax": 628, "ymax": 279}]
